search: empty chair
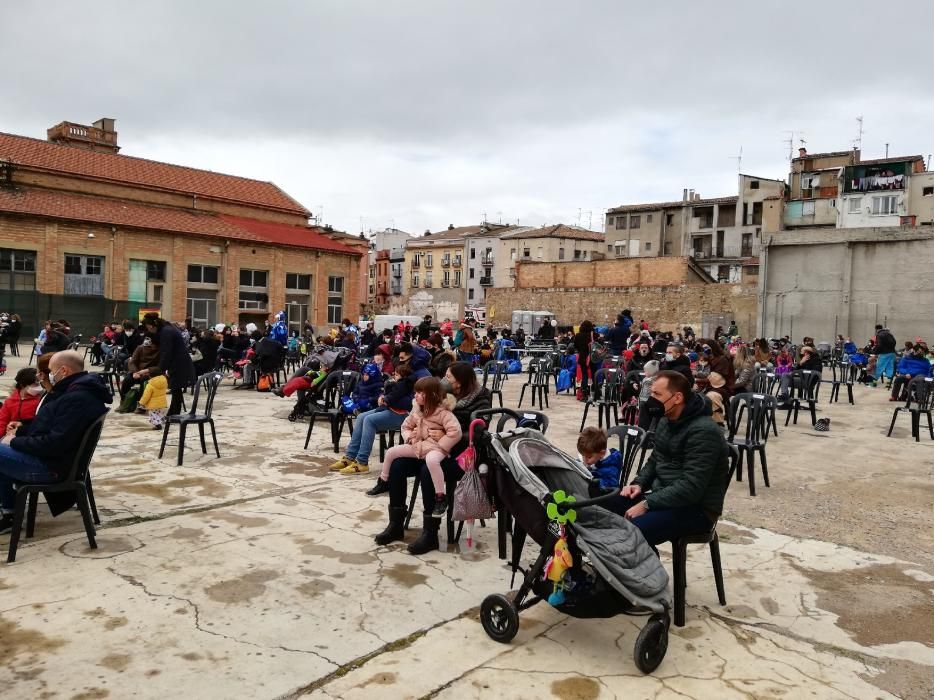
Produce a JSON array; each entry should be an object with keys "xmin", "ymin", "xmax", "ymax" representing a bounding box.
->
[
  {"xmin": 606, "ymin": 424, "xmax": 646, "ymax": 488},
  {"xmin": 482, "ymin": 360, "xmax": 508, "ymax": 408},
  {"xmin": 158, "ymin": 372, "xmax": 223, "ymax": 466},
  {"xmin": 8, "ymin": 414, "xmax": 106, "ymax": 563},
  {"xmin": 827, "ymin": 362, "xmax": 859, "ymax": 405},
  {"xmin": 304, "ymin": 370, "xmax": 360, "ymax": 452},
  {"xmin": 887, "ymin": 376, "xmax": 934, "ymax": 442},
  {"xmin": 727, "ymin": 393, "xmax": 775, "ymax": 496},
  {"xmin": 518, "ymin": 357, "xmax": 552, "ymax": 409},
  {"xmin": 782, "ymin": 370, "xmax": 821, "ymax": 427},
  {"xmin": 669, "ymin": 444, "xmax": 739, "ymax": 627},
  {"xmin": 579, "ymin": 367, "xmax": 624, "ymax": 432}
]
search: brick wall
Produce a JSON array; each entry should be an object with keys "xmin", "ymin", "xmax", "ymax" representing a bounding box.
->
[
  {"xmin": 0, "ymin": 213, "xmax": 360, "ymax": 329},
  {"xmin": 516, "ymin": 256, "xmax": 697, "ymax": 289},
  {"xmin": 487, "ymin": 283, "xmax": 759, "ymax": 335}
]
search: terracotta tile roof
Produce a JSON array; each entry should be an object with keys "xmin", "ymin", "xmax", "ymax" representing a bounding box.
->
[
  {"xmin": 608, "ymin": 196, "xmax": 738, "ymax": 214},
  {"xmin": 502, "ymin": 223, "xmax": 604, "ymax": 241},
  {"xmin": 0, "ymin": 132, "xmax": 309, "ymax": 215},
  {"xmin": 855, "ymin": 154, "xmax": 924, "ymax": 166},
  {"xmin": 408, "ymin": 222, "xmax": 515, "ymax": 245},
  {"xmin": 0, "ymin": 186, "xmax": 357, "ymax": 255},
  {"xmin": 219, "ymin": 215, "xmax": 359, "ymax": 255}
]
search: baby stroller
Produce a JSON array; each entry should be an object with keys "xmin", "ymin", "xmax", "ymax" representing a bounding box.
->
[{"xmin": 475, "ymin": 422, "xmax": 671, "ymax": 673}]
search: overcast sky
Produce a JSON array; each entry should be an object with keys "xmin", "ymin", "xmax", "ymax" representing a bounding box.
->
[{"xmin": 2, "ymin": 1, "xmax": 933, "ymax": 236}]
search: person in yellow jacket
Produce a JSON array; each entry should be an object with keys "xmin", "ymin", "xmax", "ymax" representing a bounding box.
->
[{"xmin": 138, "ymin": 375, "xmax": 168, "ymax": 429}]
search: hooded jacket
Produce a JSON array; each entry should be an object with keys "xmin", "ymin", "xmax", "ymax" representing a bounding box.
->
[
  {"xmin": 384, "ymin": 375, "xmax": 416, "ymax": 412},
  {"xmin": 407, "ymin": 344, "xmax": 432, "ymax": 379},
  {"xmin": 401, "ymin": 401, "xmax": 463, "ymax": 458},
  {"xmin": 139, "ymin": 375, "xmax": 168, "ymax": 410},
  {"xmin": 896, "ymin": 354, "xmax": 932, "ymax": 378},
  {"xmin": 605, "ymin": 318, "xmax": 629, "ymax": 355},
  {"xmin": 0, "ymin": 390, "xmax": 41, "ymax": 434},
  {"xmin": 874, "ymin": 329, "xmax": 897, "ymax": 354},
  {"xmin": 352, "ymin": 372, "xmax": 384, "ymax": 407},
  {"xmin": 157, "ymin": 324, "xmax": 196, "ymax": 391},
  {"xmin": 633, "ymin": 392, "xmax": 729, "ymax": 516},
  {"xmin": 10, "ymin": 372, "xmax": 111, "ymax": 475}
]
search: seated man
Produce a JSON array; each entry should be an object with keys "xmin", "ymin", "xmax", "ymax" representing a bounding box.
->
[
  {"xmin": 0, "ymin": 350, "xmax": 111, "ymax": 532},
  {"xmin": 604, "ymin": 370, "xmax": 729, "ymax": 546},
  {"xmin": 890, "ymin": 344, "xmax": 932, "ymax": 401}
]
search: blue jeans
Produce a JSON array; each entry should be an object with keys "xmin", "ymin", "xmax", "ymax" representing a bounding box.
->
[
  {"xmin": 875, "ymin": 353, "xmax": 896, "ymax": 381},
  {"xmin": 0, "ymin": 444, "xmax": 56, "ymax": 511},
  {"xmin": 602, "ymin": 496, "xmax": 712, "ymax": 546},
  {"xmin": 345, "ymin": 407, "xmax": 406, "ymax": 466}
]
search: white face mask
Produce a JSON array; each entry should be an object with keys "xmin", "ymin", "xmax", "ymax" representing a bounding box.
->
[
  {"xmin": 49, "ymin": 369, "xmax": 64, "ymax": 386},
  {"xmin": 665, "ymin": 353, "xmax": 674, "ymax": 362},
  {"xmin": 26, "ymin": 385, "xmax": 44, "ymax": 396}
]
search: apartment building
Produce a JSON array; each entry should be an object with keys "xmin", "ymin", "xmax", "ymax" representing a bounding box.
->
[
  {"xmin": 606, "ymin": 175, "xmax": 783, "ymax": 283},
  {"xmin": 402, "ymin": 225, "xmax": 470, "ymax": 319},
  {"xmin": 462, "ymin": 223, "xmax": 515, "ymax": 306}
]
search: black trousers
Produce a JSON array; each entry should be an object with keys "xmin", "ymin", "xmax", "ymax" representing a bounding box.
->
[
  {"xmin": 387, "ymin": 456, "xmax": 463, "ymax": 512},
  {"xmin": 168, "ymin": 389, "xmax": 184, "ymax": 416}
]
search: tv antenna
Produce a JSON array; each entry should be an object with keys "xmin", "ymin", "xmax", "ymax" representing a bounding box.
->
[
  {"xmin": 731, "ymin": 146, "xmax": 743, "ymax": 173},
  {"xmin": 854, "ymin": 116, "xmax": 864, "ymax": 151},
  {"xmin": 782, "ymin": 130, "xmax": 805, "ymax": 161}
]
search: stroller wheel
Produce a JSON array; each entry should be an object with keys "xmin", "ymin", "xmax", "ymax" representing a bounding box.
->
[
  {"xmin": 287, "ymin": 412, "xmax": 298, "ymax": 422},
  {"xmin": 633, "ymin": 615, "xmax": 668, "ymax": 674},
  {"xmin": 480, "ymin": 594, "xmax": 519, "ymax": 644}
]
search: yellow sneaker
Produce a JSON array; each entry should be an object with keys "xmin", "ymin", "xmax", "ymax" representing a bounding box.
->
[
  {"xmin": 339, "ymin": 460, "xmax": 369, "ymax": 475},
  {"xmin": 329, "ymin": 456, "xmax": 352, "ymax": 471}
]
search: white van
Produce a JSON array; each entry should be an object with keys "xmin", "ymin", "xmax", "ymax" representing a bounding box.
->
[{"xmin": 359, "ymin": 315, "xmax": 425, "ymax": 333}]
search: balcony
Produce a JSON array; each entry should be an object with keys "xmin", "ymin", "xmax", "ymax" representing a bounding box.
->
[
  {"xmin": 481, "ymin": 253, "xmax": 494, "ymax": 265},
  {"xmin": 390, "ymin": 283, "xmax": 402, "ymax": 295},
  {"xmin": 441, "ymin": 257, "xmax": 451, "ymax": 267},
  {"xmin": 452, "ymin": 257, "xmax": 462, "ymax": 267},
  {"xmin": 411, "ymin": 279, "xmax": 419, "ymax": 288},
  {"xmin": 424, "ymin": 280, "xmax": 433, "ymax": 288},
  {"xmin": 411, "ymin": 259, "xmax": 420, "ymax": 269},
  {"xmin": 441, "ymin": 280, "xmax": 450, "ymax": 287},
  {"xmin": 479, "ymin": 276, "xmax": 493, "ymax": 286}
]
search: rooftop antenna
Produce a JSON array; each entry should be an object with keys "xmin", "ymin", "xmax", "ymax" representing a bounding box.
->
[
  {"xmin": 496, "ymin": 211, "xmax": 503, "ymax": 224},
  {"xmin": 854, "ymin": 116, "xmax": 864, "ymax": 151},
  {"xmin": 731, "ymin": 145, "xmax": 743, "ymax": 173},
  {"xmin": 576, "ymin": 208, "xmax": 582, "ymax": 226},
  {"xmin": 586, "ymin": 211, "xmax": 593, "ymax": 230},
  {"xmin": 783, "ymin": 130, "xmax": 805, "ymax": 161},
  {"xmin": 884, "ymin": 143, "xmax": 890, "ymax": 158}
]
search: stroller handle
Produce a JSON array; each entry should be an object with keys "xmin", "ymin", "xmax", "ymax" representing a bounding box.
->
[{"xmin": 547, "ymin": 490, "xmax": 620, "ymax": 513}]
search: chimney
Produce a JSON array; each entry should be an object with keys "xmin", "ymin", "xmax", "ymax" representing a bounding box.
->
[
  {"xmin": 682, "ymin": 188, "xmax": 688, "ymax": 202},
  {"xmin": 47, "ymin": 118, "xmax": 120, "ymax": 154},
  {"xmin": 798, "ymin": 147, "xmax": 807, "ymax": 158},
  {"xmin": 688, "ymin": 189, "xmax": 694, "ymax": 201},
  {"xmin": 694, "ymin": 193, "xmax": 700, "ymax": 201},
  {"xmin": 447, "ymin": 224, "xmax": 455, "ymax": 230}
]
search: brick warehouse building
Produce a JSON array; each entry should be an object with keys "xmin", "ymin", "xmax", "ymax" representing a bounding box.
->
[{"xmin": 0, "ymin": 118, "xmax": 363, "ymax": 335}]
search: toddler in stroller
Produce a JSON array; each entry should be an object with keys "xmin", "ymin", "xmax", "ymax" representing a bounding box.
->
[{"xmin": 475, "ymin": 422, "xmax": 671, "ymax": 674}]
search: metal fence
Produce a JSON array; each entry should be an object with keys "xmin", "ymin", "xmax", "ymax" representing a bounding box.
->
[{"xmin": 0, "ymin": 290, "xmax": 158, "ymax": 339}]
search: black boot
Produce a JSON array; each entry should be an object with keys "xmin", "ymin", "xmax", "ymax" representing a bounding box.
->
[
  {"xmin": 366, "ymin": 478, "xmax": 390, "ymax": 497},
  {"xmin": 374, "ymin": 506, "xmax": 407, "ymax": 545},
  {"xmin": 407, "ymin": 514, "xmax": 440, "ymax": 555}
]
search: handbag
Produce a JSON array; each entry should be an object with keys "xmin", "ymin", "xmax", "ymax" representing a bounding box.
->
[{"xmin": 453, "ymin": 419, "xmax": 494, "ymax": 522}]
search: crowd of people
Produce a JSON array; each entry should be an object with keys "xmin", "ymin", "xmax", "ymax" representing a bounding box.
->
[{"xmin": 1, "ymin": 304, "xmax": 930, "ymax": 560}]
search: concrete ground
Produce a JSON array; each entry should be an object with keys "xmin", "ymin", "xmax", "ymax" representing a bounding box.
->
[{"xmin": 1, "ymin": 349, "xmax": 932, "ymax": 699}]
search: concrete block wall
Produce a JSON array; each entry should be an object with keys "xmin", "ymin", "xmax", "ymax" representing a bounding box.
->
[{"xmin": 516, "ymin": 257, "xmax": 695, "ymax": 289}]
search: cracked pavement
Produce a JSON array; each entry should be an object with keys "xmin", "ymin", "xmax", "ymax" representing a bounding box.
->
[{"xmin": 0, "ymin": 353, "xmax": 932, "ymax": 699}]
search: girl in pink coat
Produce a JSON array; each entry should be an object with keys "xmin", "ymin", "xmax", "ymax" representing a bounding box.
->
[{"xmin": 378, "ymin": 377, "xmax": 462, "ymax": 518}]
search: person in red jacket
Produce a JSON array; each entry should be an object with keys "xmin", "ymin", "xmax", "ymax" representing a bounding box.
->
[{"xmin": 0, "ymin": 367, "xmax": 42, "ymax": 435}]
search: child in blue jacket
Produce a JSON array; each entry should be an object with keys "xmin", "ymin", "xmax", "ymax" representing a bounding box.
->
[
  {"xmin": 577, "ymin": 427, "xmax": 624, "ymax": 490},
  {"xmin": 345, "ymin": 362, "xmax": 384, "ymax": 413}
]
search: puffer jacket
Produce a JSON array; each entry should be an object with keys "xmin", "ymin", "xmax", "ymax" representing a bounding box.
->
[
  {"xmin": 874, "ymin": 330, "xmax": 897, "ymax": 354},
  {"xmin": 632, "ymin": 393, "xmax": 729, "ymax": 517},
  {"xmin": 896, "ymin": 354, "xmax": 932, "ymax": 378},
  {"xmin": 401, "ymin": 403, "xmax": 463, "ymax": 458}
]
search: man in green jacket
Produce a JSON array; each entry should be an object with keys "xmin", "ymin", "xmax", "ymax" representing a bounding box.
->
[{"xmin": 605, "ymin": 370, "xmax": 729, "ymax": 546}]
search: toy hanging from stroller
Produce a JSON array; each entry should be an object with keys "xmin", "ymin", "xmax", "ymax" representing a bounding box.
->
[{"xmin": 475, "ymin": 422, "xmax": 672, "ymax": 674}]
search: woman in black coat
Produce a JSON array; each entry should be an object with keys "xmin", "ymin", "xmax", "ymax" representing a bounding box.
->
[
  {"xmin": 573, "ymin": 319, "xmax": 596, "ymax": 399},
  {"xmin": 375, "ymin": 361, "xmax": 492, "ymax": 555},
  {"xmin": 141, "ymin": 313, "xmax": 196, "ymax": 416}
]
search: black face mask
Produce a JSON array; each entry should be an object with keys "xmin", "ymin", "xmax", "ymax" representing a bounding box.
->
[{"xmin": 644, "ymin": 394, "xmax": 672, "ymax": 418}]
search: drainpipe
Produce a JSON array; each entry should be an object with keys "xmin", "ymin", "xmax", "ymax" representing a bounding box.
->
[
  {"xmin": 108, "ymin": 226, "xmax": 116, "ymax": 299},
  {"xmin": 758, "ymin": 235, "xmax": 771, "ymax": 337},
  {"xmin": 222, "ymin": 239, "xmax": 230, "ymax": 322}
]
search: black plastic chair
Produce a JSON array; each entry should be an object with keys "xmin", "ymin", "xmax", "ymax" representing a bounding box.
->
[
  {"xmin": 669, "ymin": 443, "xmax": 739, "ymax": 627},
  {"xmin": 158, "ymin": 372, "xmax": 223, "ymax": 466},
  {"xmin": 304, "ymin": 370, "xmax": 360, "ymax": 452},
  {"xmin": 579, "ymin": 368, "xmax": 624, "ymax": 432},
  {"xmin": 7, "ymin": 414, "xmax": 106, "ymax": 563},
  {"xmin": 482, "ymin": 360, "xmax": 508, "ymax": 408},
  {"xmin": 887, "ymin": 376, "xmax": 934, "ymax": 442},
  {"xmin": 727, "ymin": 393, "xmax": 775, "ymax": 496},
  {"xmin": 783, "ymin": 370, "xmax": 821, "ymax": 427},
  {"xmin": 377, "ymin": 429, "xmax": 401, "ymax": 462},
  {"xmin": 518, "ymin": 358, "xmax": 552, "ymax": 409},
  {"xmin": 827, "ymin": 362, "xmax": 858, "ymax": 405},
  {"xmin": 606, "ymin": 424, "xmax": 646, "ymax": 488}
]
